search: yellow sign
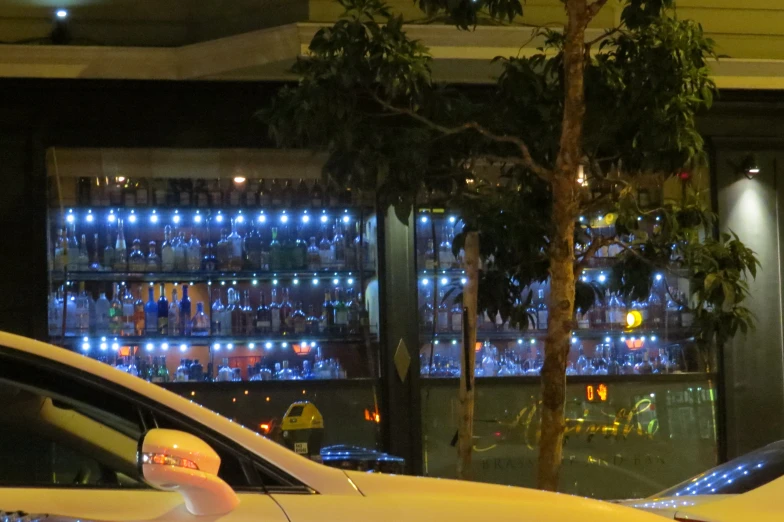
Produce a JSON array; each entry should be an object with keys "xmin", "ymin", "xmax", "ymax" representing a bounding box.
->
[{"xmin": 626, "ymin": 310, "xmax": 643, "ymax": 328}]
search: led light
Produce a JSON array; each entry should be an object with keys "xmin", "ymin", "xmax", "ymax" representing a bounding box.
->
[
  {"xmin": 233, "ymin": 176, "xmax": 246, "ymax": 184},
  {"xmin": 518, "ymin": 339, "xmax": 523, "ymax": 345},
  {"xmin": 86, "ymin": 212, "xmax": 94, "ymax": 223},
  {"xmin": 236, "ymin": 215, "xmax": 245, "ymax": 224},
  {"xmin": 320, "ymin": 215, "xmax": 328, "ymax": 223},
  {"xmin": 312, "ymin": 278, "xmax": 319, "ymax": 286},
  {"xmin": 194, "ymin": 214, "xmax": 202, "ymax": 224},
  {"xmin": 66, "ymin": 213, "xmax": 75, "ymax": 224},
  {"xmin": 100, "ymin": 342, "xmax": 108, "ymax": 351},
  {"xmin": 347, "ymin": 278, "xmax": 354, "ymax": 285},
  {"xmin": 83, "ymin": 336, "xmax": 89, "ymax": 342},
  {"xmin": 108, "ymin": 213, "xmax": 116, "ymax": 223},
  {"xmin": 434, "ymin": 340, "xmax": 439, "ymax": 345},
  {"xmin": 258, "ymin": 214, "xmax": 267, "ymax": 223},
  {"xmin": 146, "ymin": 343, "xmax": 154, "ymax": 352},
  {"xmin": 302, "ymin": 215, "xmax": 310, "ymax": 224},
  {"xmin": 571, "ymin": 337, "xmax": 577, "ymax": 344},
  {"xmin": 451, "ymin": 340, "xmax": 458, "ymax": 345},
  {"xmin": 150, "ymin": 213, "xmax": 159, "ymax": 224},
  {"xmin": 598, "ymin": 274, "xmax": 607, "ymax": 283},
  {"xmin": 620, "ymin": 336, "xmax": 626, "ymax": 342},
  {"xmin": 333, "ymin": 278, "xmax": 339, "ymax": 285},
  {"xmin": 161, "ymin": 343, "xmax": 169, "ymax": 351},
  {"xmin": 292, "ymin": 278, "xmax": 300, "ymax": 286},
  {"xmin": 227, "ymin": 343, "xmax": 234, "ymax": 351},
  {"xmin": 251, "ymin": 279, "xmax": 258, "ymax": 287},
  {"xmin": 641, "ymin": 336, "xmax": 646, "ymax": 341},
  {"xmin": 179, "ymin": 344, "xmax": 187, "ymax": 353},
  {"xmin": 56, "ymin": 9, "xmax": 68, "ymax": 19},
  {"xmin": 111, "ymin": 342, "xmax": 120, "ymax": 351},
  {"xmin": 581, "ymin": 276, "xmax": 588, "ymax": 282},
  {"xmin": 637, "ymin": 216, "xmax": 643, "ymax": 221},
  {"xmin": 172, "ymin": 214, "xmax": 180, "ymax": 224},
  {"xmin": 128, "ymin": 213, "xmax": 137, "ymax": 224},
  {"xmin": 651, "ymin": 336, "xmax": 657, "ymax": 341},
  {"xmin": 282, "ymin": 342, "xmax": 288, "ymax": 348},
  {"xmin": 449, "ymin": 216, "xmax": 456, "ymax": 224},
  {"xmin": 579, "ymin": 216, "xmax": 585, "ymax": 222},
  {"xmin": 420, "ymin": 216, "xmax": 428, "ymax": 224},
  {"xmin": 272, "ymin": 279, "xmax": 278, "ymax": 286},
  {"xmin": 461, "ymin": 277, "xmax": 467, "ymax": 285},
  {"xmin": 656, "ymin": 216, "xmax": 661, "ymax": 222},
  {"xmin": 280, "ymin": 215, "xmax": 289, "ymax": 224},
  {"xmin": 421, "ymin": 278, "xmax": 429, "ymax": 286},
  {"xmin": 265, "ymin": 342, "xmax": 273, "ymax": 350},
  {"xmin": 213, "ymin": 343, "xmax": 221, "ymax": 351},
  {"xmin": 531, "ymin": 339, "xmax": 536, "ymax": 345},
  {"xmin": 655, "ymin": 273, "xmax": 663, "ymax": 281},
  {"xmin": 342, "ymin": 215, "xmax": 350, "ymax": 224},
  {"xmin": 216, "ymin": 214, "xmax": 224, "ymax": 223},
  {"xmin": 249, "ymin": 343, "xmax": 256, "ymax": 350},
  {"xmin": 605, "ymin": 337, "xmax": 611, "ymax": 343},
  {"xmin": 440, "ymin": 277, "xmax": 448, "ymax": 285},
  {"xmin": 220, "ymin": 281, "xmax": 225, "ymax": 286},
  {"xmin": 232, "ymin": 280, "xmax": 237, "ymax": 285},
  {"xmin": 81, "ymin": 342, "xmax": 90, "ymax": 351}
]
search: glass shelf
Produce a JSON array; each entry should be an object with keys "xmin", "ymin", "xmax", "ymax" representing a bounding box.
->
[
  {"xmin": 420, "ymin": 328, "xmax": 694, "ymax": 343},
  {"xmin": 51, "ymin": 269, "xmax": 375, "ymax": 283},
  {"xmin": 57, "ymin": 333, "xmax": 373, "ymax": 349}
]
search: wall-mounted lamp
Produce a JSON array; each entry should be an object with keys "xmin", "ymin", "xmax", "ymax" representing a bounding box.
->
[{"xmin": 736, "ymin": 154, "xmax": 761, "ymax": 180}]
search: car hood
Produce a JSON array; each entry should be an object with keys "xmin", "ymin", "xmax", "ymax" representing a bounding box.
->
[
  {"xmin": 616, "ymin": 495, "xmax": 729, "ymax": 518},
  {"xmin": 344, "ymin": 471, "xmax": 668, "ymax": 521}
]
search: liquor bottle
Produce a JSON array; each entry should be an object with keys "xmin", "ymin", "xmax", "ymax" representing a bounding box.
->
[
  {"xmin": 306, "ymin": 305, "xmax": 320, "ymax": 335},
  {"xmin": 174, "ymin": 232, "xmax": 187, "ymax": 271},
  {"xmin": 438, "ymin": 225, "xmax": 455, "ymax": 269},
  {"xmin": 310, "ymin": 180, "xmax": 324, "ymax": 208},
  {"xmin": 276, "ymin": 360, "xmax": 296, "ymax": 381},
  {"xmin": 146, "ymin": 241, "xmax": 160, "ymax": 272},
  {"xmin": 437, "ymin": 289, "xmax": 449, "ymax": 332},
  {"xmin": 319, "ymin": 224, "xmax": 333, "ymax": 268},
  {"xmin": 211, "ymin": 288, "xmax": 225, "ymax": 335},
  {"xmin": 227, "ymin": 219, "xmax": 243, "ymax": 271},
  {"xmin": 208, "ymin": 180, "xmax": 223, "ymax": 207},
  {"xmin": 53, "ymin": 229, "xmax": 66, "ymax": 272},
  {"xmin": 160, "ymin": 226, "xmax": 174, "ymax": 272},
  {"xmin": 157, "ymin": 283, "xmax": 169, "ymax": 335},
  {"xmin": 270, "ymin": 288, "xmax": 281, "ymax": 333},
  {"xmin": 269, "ymin": 227, "xmax": 282, "ymax": 271},
  {"xmin": 293, "ymin": 225, "xmax": 307, "ymax": 269},
  {"xmin": 424, "ymin": 239, "xmax": 436, "ymax": 270},
  {"xmin": 194, "ymin": 180, "xmax": 209, "ymax": 208},
  {"xmin": 420, "ymin": 287, "xmax": 434, "ymax": 332},
  {"xmin": 255, "ymin": 290, "xmax": 272, "ymax": 334},
  {"xmin": 168, "ymin": 287, "xmax": 180, "ymax": 336},
  {"xmin": 648, "ymin": 288, "xmax": 664, "ymax": 328},
  {"xmin": 153, "ymin": 179, "xmax": 167, "ymax": 207},
  {"xmin": 179, "ymin": 285, "xmax": 192, "ymax": 336},
  {"xmin": 665, "ymin": 289, "xmax": 680, "ymax": 328},
  {"xmin": 122, "ymin": 179, "xmax": 136, "ymax": 207},
  {"xmin": 157, "ymin": 356, "xmax": 171, "ymax": 382},
  {"xmin": 216, "ymin": 231, "xmax": 230, "ymax": 271},
  {"xmin": 679, "ymin": 292, "xmax": 694, "ymax": 328},
  {"xmin": 66, "ymin": 224, "xmax": 79, "ymax": 272},
  {"xmin": 346, "ymin": 289, "xmax": 360, "ymax": 335},
  {"xmin": 77, "ymin": 234, "xmax": 89, "ymax": 271},
  {"xmin": 292, "ymin": 302, "xmax": 307, "ymax": 334},
  {"xmin": 202, "ymin": 233, "xmax": 217, "ymax": 272},
  {"xmin": 192, "ymin": 302, "xmax": 209, "ymax": 336},
  {"xmin": 280, "ymin": 288, "xmax": 293, "ymax": 334},
  {"xmin": 122, "ymin": 285, "xmax": 136, "ymax": 336},
  {"xmin": 332, "ymin": 219, "xmax": 346, "ymax": 269},
  {"xmin": 322, "ymin": 290, "xmax": 334, "ymax": 334},
  {"xmin": 220, "ymin": 288, "xmax": 232, "ymax": 336},
  {"xmin": 108, "ymin": 178, "xmax": 123, "ymax": 206},
  {"xmin": 95, "ymin": 291, "xmax": 110, "ymax": 334},
  {"xmin": 536, "ymin": 289, "xmax": 548, "ymax": 330},
  {"xmin": 307, "ymin": 237, "xmax": 321, "ymax": 271},
  {"xmin": 637, "ymin": 349, "xmax": 654, "ymax": 374},
  {"xmin": 186, "ymin": 234, "xmax": 201, "ymax": 272},
  {"xmin": 190, "ymin": 359, "xmax": 203, "ymax": 382},
  {"xmin": 133, "ymin": 288, "xmax": 145, "ymax": 336},
  {"xmin": 136, "ymin": 178, "xmax": 149, "ymax": 206},
  {"xmin": 109, "ymin": 284, "xmax": 123, "ymax": 335},
  {"xmin": 89, "ymin": 234, "xmax": 103, "ymax": 271},
  {"xmin": 244, "ymin": 224, "xmax": 263, "ymax": 270},
  {"xmin": 295, "ymin": 179, "xmax": 310, "ymax": 206},
  {"xmin": 334, "ymin": 288, "xmax": 348, "ymax": 334},
  {"xmin": 593, "ymin": 345, "xmax": 609, "ymax": 375},
  {"xmin": 75, "ymin": 282, "xmax": 91, "ymax": 335},
  {"xmin": 245, "ymin": 180, "xmax": 258, "ymax": 207},
  {"xmin": 589, "ymin": 292, "xmax": 606, "ymax": 329},
  {"xmin": 450, "ymin": 298, "xmax": 463, "ymax": 333},
  {"xmin": 229, "ymin": 180, "xmax": 244, "ymax": 207},
  {"xmin": 576, "ymin": 308, "xmax": 590, "ymax": 329},
  {"xmin": 281, "ymin": 180, "xmax": 295, "ymax": 207},
  {"xmin": 280, "ymin": 225, "xmax": 294, "ymax": 271},
  {"xmin": 607, "ymin": 292, "xmax": 624, "ymax": 327},
  {"xmin": 145, "ymin": 286, "xmax": 158, "ymax": 335},
  {"xmin": 102, "ymin": 229, "xmax": 115, "ymax": 271},
  {"xmin": 175, "ymin": 359, "xmax": 190, "ymax": 382},
  {"xmin": 606, "ymin": 345, "xmax": 621, "ymax": 375},
  {"xmin": 257, "ymin": 179, "xmax": 271, "ymax": 206},
  {"xmin": 128, "ymin": 239, "xmax": 145, "ymax": 272},
  {"xmin": 242, "ymin": 290, "xmax": 255, "ymax": 335},
  {"xmin": 576, "ymin": 344, "xmax": 591, "ymax": 375},
  {"xmin": 226, "ymin": 288, "xmax": 238, "ymax": 333},
  {"xmin": 352, "ymin": 221, "xmax": 368, "ymax": 271}
]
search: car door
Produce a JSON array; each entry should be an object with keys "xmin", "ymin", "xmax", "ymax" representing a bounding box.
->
[{"xmin": 0, "ymin": 349, "xmax": 290, "ymax": 522}]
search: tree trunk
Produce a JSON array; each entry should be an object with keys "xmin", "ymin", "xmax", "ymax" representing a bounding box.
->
[
  {"xmin": 536, "ymin": 0, "xmax": 587, "ymax": 492},
  {"xmin": 457, "ymin": 230, "xmax": 479, "ymax": 479}
]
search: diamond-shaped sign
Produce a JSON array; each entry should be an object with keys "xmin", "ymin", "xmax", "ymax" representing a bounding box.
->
[{"xmin": 394, "ymin": 338, "xmax": 411, "ymax": 382}]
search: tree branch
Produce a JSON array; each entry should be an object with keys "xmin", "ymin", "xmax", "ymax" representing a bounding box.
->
[
  {"xmin": 586, "ymin": 0, "xmax": 611, "ymax": 21},
  {"xmin": 585, "ymin": 26, "xmax": 621, "ymax": 48},
  {"xmin": 370, "ymin": 92, "xmax": 552, "ymax": 181},
  {"xmin": 575, "ymin": 236, "xmax": 614, "ymax": 274}
]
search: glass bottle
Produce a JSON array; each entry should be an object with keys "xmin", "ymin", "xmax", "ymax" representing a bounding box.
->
[
  {"xmin": 228, "ymin": 288, "xmax": 243, "ymax": 334},
  {"xmin": 333, "ymin": 288, "xmax": 347, "ymax": 334},
  {"xmin": 319, "ymin": 224, "xmax": 333, "ymax": 268},
  {"xmin": 179, "ymin": 285, "xmax": 192, "ymax": 336},
  {"xmin": 95, "ymin": 291, "xmax": 110, "ymax": 334},
  {"xmin": 576, "ymin": 307, "xmax": 590, "ymax": 329},
  {"xmin": 306, "ymin": 305, "xmax": 320, "ymax": 335},
  {"xmin": 307, "ymin": 237, "xmax": 321, "ymax": 271},
  {"xmin": 192, "ymin": 302, "xmax": 209, "ymax": 336},
  {"xmin": 269, "ymin": 227, "xmax": 282, "ymax": 271},
  {"xmin": 295, "ymin": 179, "xmax": 310, "ymax": 206},
  {"xmin": 190, "ymin": 359, "xmax": 203, "ymax": 382},
  {"xmin": 244, "ymin": 224, "xmax": 263, "ymax": 270},
  {"xmin": 257, "ymin": 179, "xmax": 271, "ymax": 206},
  {"xmin": 437, "ymin": 289, "xmax": 449, "ymax": 332},
  {"xmin": 186, "ymin": 234, "xmax": 201, "ymax": 272},
  {"xmin": 450, "ymin": 298, "xmax": 463, "ymax": 333},
  {"xmin": 101, "ymin": 229, "xmax": 114, "ymax": 272},
  {"xmin": 77, "ymin": 233, "xmax": 89, "ymax": 271},
  {"xmin": 242, "ymin": 291, "xmax": 254, "ymax": 335},
  {"xmin": 146, "ymin": 241, "xmax": 160, "ymax": 272},
  {"xmin": 536, "ymin": 289, "xmax": 548, "ymax": 330},
  {"xmin": 75, "ymin": 282, "xmax": 91, "ymax": 335},
  {"xmin": 216, "ymin": 230, "xmax": 230, "ymax": 271},
  {"xmin": 424, "ymin": 239, "xmax": 436, "ymax": 270},
  {"xmin": 157, "ymin": 283, "xmax": 168, "ymax": 335},
  {"xmin": 202, "ymin": 234, "xmax": 217, "ymax": 272},
  {"xmin": 281, "ymin": 180, "xmax": 295, "ymax": 207},
  {"xmin": 637, "ymin": 349, "xmax": 654, "ymax": 374},
  {"xmin": 277, "ymin": 360, "xmax": 296, "ymax": 381},
  {"xmin": 220, "ymin": 288, "xmax": 232, "ymax": 336},
  {"xmin": 481, "ymin": 340, "xmax": 498, "ymax": 377},
  {"xmin": 576, "ymin": 344, "xmax": 591, "ymax": 375},
  {"xmin": 211, "ymin": 288, "xmax": 225, "ymax": 335},
  {"xmin": 293, "ymin": 225, "xmax": 307, "ymax": 269},
  {"xmin": 621, "ymin": 354, "xmax": 636, "ymax": 375},
  {"xmin": 175, "ymin": 359, "xmax": 190, "ymax": 382},
  {"xmin": 347, "ymin": 290, "xmax": 361, "ymax": 335},
  {"xmin": 438, "ymin": 225, "xmax": 455, "ymax": 269},
  {"xmin": 321, "ymin": 290, "xmax": 334, "ymax": 334},
  {"xmin": 352, "ymin": 221, "xmax": 366, "ymax": 271},
  {"xmin": 608, "ymin": 293, "xmax": 624, "ymax": 327},
  {"xmin": 331, "ymin": 220, "xmax": 346, "ymax": 270},
  {"xmin": 168, "ymin": 287, "xmax": 180, "ymax": 336},
  {"xmin": 113, "ymin": 219, "xmax": 127, "ymax": 271},
  {"xmin": 606, "ymin": 345, "xmax": 621, "ymax": 375},
  {"xmin": 217, "ymin": 358, "xmax": 233, "ymax": 382},
  {"xmin": 174, "ymin": 232, "xmax": 188, "ymax": 271},
  {"xmin": 109, "ymin": 284, "xmax": 123, "ymax": 335},
  {"xmin": 128, "ymin": 239, "xmax": 145, "ymax": 272},
  {"xmin": 161, "ymin": 225, "xmax": 175, "ymax": 272},
  {"xmin": 122, "ymin": 285, "xmax": 136, "ymax": 336},
  {"xmin": 89, "ymin": 234, "xmax": 103, "ymax": 271},
  {"xmin": 270, "ymin": 288, "xmax": 281, "ymax": 333},
  {"xmin": 420, "ymin": 287, "xmax": 434, "ymax": 332},
  {"xmin": 133, "ymin": 288, "xmax": 145, "ymax": 336},
  {"xmin": 292, "ymin": 302, "xmax": 307, "ymax": 334},
  {"xmin": 256, "ymin": 290, "xmax": 271, "ymax": 334},
  {"xmin": 145, "ymin": 286, "xmax": 158, "ymax": 335},
  {"xmin": 593, "ymin": 344, "xmax": 608, "ymax": 375},
  {"xmin": 280, "ymin": 288, "xmax": 293, "ymax": 334}
]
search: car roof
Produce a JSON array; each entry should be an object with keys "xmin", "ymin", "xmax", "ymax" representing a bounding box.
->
[{"xmin": 0, "ymin": 331, "xmax": 356, "ymax": 495}]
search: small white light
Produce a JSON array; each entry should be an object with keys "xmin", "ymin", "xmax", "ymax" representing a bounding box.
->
[
  {"xmin": 234, "ymin": 176, "xmax": 246, "ymax": 184},
  {"xmin": 333, "ymin": 278, "xmax": 339, "ymax": 285},
  {"xmin": 656, "ymin": 216, "xmax": 661, "ymax": 222},
  {"xmin": 347, "ymin": 278, "xmax": 354, "ymax": 285},
  {"xmin": 272, "ymin": 279, "xmax": 278, "ymax": 285},
  {"xmin": 598, "ymin": 274, "xmax": 607, "ymax": 283},
  {"xmin": 100, "ymin": 342, "xmax": 108, "ymax": 351},
  {"xmin": 172, "ymin": 214, "xmax": 180, "ymax": 224},
  {"xmin": 150, "ymin": 214, "xmax": 159, "ymax": 224},
  {"xmin": 655, "ymin": 273, "xmax": 663, "ymax": 281},
  {"xmin": 232, "ymin": 280, "xmax": 237, "ymax": 285},
  {"xmin": 108, "ymin": 213, "xmax": 116, "ymax": 223},
  {"xmin": 320, "ymin": 215, "xmax": 328, "ymax": 223},
  {"xmin": 641, "ymin": 336, "xmax": 646, "ymax": 341},
  {"xmin": 461, "ymin": 277, "xmax": 467, "ymax": 285},
  {"xmin": 571, "ymin": 337, "xmax": 577, "ymax": 344},
  {"xmin": 530, "ymin": 339, "xmax": 536, "ymax": 345},
  {"xmin": 342, "ymin": 215, "xmax": 350, "ymax": 224},
  {"xmin": 421, "ymin": 278, "xmax": 429, "ymax": 286},
  {"xmin": 86, "ymin": 213, "xmax": 94, "ymax": 223},
  {"xmin": 293, "ymin": 278, "xmax": 300, "ymax": 286},
  {"xmin": 449, "ymin": 216, "xmax": 456, "ymax": 224},
  {"xmin": 518, "ymin": 339, "xmax": 523, "ymax": 345},
  {"xmin": 83, "ymin": 336, "xmax": 89, "ymax": 342},
  {"xmin": 56, "ymin": 9, "xmax": 68, "ymax": 19},
  {"xmin": 101, "ymin": 336, "xmax": 107, "ymax": 342},
  {"xmin": 302, "ymin": 342, "xmax": 310, "ymax": 348},
  {"xmin": 145, "ymin": 343, "xmax": 154, "ymax": 352},
  {"xmin": 451, "ymin": 340, "xmax": 457, "ymax": 345},
  {"xmin": 434, "ymin": 340, "xmax": 439, "ymax": 345},
  {"xmin": 621, "ymin": 336, "xmax": 626, "ymax": 342},
  {"xmin": 420, "ymin": 216, "xmax": 428, "ymax": 224},
  {"xmin": 605, "ymin": 337, "xmax": 611, "ymax": 343},
  {"xmin": 220, "ymin": 281, "xmax": 226, "ymax": 286},
  {"xmin": 265, "ymin": 342, "xmax": 273, "ymax": 350},
  {"xmin": 579, "ymin": 216, "xmax": 585, "ymax": 222},
  {"xmin": 651, "ymin": 336, "xmax": 657, "ymax": 341},
  {"xmin": 302, "ymin": 215, "xmax": 310, "ymax": 224},
  {"xmin": 281, "ymin": 215, "xmax": 289, "ymax": 224},
  {"xmin": 179, "ymin": 344, "xmax": 187, "ymax": 353},
  {"xmin": 236, "ymin": 215, "xmax": 245, "ymax": 224},
  {"xmin": 581, "ymin": 276, "xmax": 588, "ymax": 282},
  {"xmin": 249, "ymin": 343, "xmax": 256, "ymax": 350},
  {"xmin": 194, "ymin": 214, "xmax": 202, "ymax": 224},
  {"xmin": 66, "ymin": 214, "xmax": 75, "ymax": 224},
  {"xmin": 440, "ymin": 277, "xmax": 448, "ymax": 285},
  {"xmin": 161, "ymin": 343, "xmax": 169, "ymax": 351},
  {"xmin": 258, "ymin": 214, "xmax": 267, "ymax": 223},
  {"xmin": 227, "ymin": 343, "xmax": 234, "ymax": 351},
  {"xmin": 128, "ymin": 213, "xmax": 137, "ymax": 224},
  {"xmin": 213, "ymin": 343, "xmax": 221, "ymax": 351},
  {"xmin": 312, "ymin": 278, "xmax": 319, "ymax": 286},
  {"xmin": 81, "ymin": 342, "xmax": 90, "ymax": 351},
  {"xmin": 637, "ymin": 216, "xmax": 643, "ymax": 221},
  {"xmin": 216, "ymin": 214, "xmax": 224, "ymax": 223},
  {"xmin": 282, "ymin": 342, "xmax": 288, "ymax": 348},
  {"xmin": 111, "ymin": 342, "xmax": 120, "ymax": 351}
]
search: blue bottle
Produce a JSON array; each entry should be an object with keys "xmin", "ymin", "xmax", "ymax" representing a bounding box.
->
[
  {"xmin": 157, "ymin": 283, "xmax": 169, "ymax": 335},
  {"xmin": 179, "ymin": 284, "xmax": 192, "ymax": 335},
  {"xmin": 145, "ymin": 287, "xmax": 158, "ymax": 335}
]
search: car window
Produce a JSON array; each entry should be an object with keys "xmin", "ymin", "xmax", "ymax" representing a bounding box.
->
[{"xmin": 654, "ymin": 442, "xmax": 784, "ymax": 497}]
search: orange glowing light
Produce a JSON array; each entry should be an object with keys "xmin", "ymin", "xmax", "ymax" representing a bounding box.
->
[
  {"xmin": 374, "ymin": 413, "xmax": 381, "ymax": 423},
  {"xmin": 475, "ymin": 342, "xmax": 482, "ymax": 352},
  {"xmin": 585, "ymin": 384, "xmax": 609, "ymax": 403},
  {"xmin": 259, "ymin": 423, "xmax": 271, "ymax": 434},
  {"xmin": 597, "ymin": 384, "xmax": 608, "ymax": 402},
  {"xmin": 625, "ymin": 338, "xmax": 645, "ymax": 350},
  {"xmin": 292, "ymin": 343, "xmax": 313, "ymax": 356}
]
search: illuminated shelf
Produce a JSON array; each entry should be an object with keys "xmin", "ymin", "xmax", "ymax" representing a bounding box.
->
[
  {"xmin": 419, "ymin": 328, "xmax": 694, "ymax": 343},
  {"xmin": 51, "ymin": 269, "xmax": 375, "ymax": 284}
]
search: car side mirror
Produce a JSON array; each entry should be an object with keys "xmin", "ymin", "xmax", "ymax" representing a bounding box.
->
[{"xmin": 138, "ymin": 428, "xmax": 240, "ymax": 516}]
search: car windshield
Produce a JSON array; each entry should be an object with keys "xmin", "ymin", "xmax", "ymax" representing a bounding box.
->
[{"xmin": 654, "ymin": 441, "xmax": 784, "ymax": 497}]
